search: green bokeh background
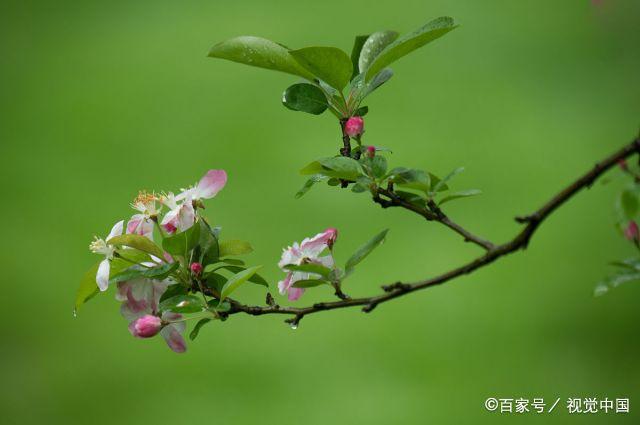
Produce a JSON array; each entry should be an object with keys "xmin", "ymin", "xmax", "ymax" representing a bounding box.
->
[{"xmin": 2, "ymin": 0, "xmax": 639, "ymax": 423}]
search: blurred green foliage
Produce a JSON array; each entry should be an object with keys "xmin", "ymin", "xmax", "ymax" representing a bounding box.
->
[{"xmin": 1, "ymin": 0, "xmax": 639, "ymax": 423}]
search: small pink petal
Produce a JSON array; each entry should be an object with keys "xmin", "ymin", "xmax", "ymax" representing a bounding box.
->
[
  {"xmin": 196, "ymin": 170, "xmax": 227, "ymax": 199},
  {"xmin": 287, "ymin": 286, "xmax": 305, "ymax": 301},
  {"xmin": 160, "ymin": 325, "xmax": 187, "ymax": 353}
]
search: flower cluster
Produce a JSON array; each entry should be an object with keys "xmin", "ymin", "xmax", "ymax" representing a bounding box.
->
[
  {"xmin": 81, "ymin": 170, "xmax": 241, "ymax": 353},
  {"xmin": 79, "ymin": 169, "xmax": 388, "ymax": 353}
]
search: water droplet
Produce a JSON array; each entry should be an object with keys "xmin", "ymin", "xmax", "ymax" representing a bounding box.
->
[
  {"xmin": 72, "ymin": 308, "xmax": 77, "ymax": 318},
  {"xmin": 290, "ymin": 323, "xmax": 298, "ymax": 330}
]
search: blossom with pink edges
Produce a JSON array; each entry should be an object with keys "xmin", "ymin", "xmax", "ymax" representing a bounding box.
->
[{"xmin": 278, "ymin": 228, "xmax": 337, "ymax": 301}]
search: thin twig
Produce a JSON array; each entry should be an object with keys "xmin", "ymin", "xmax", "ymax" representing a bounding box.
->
[{"xmin": 219, "ymin": 137, "xmax": 639, "ymax": 324}]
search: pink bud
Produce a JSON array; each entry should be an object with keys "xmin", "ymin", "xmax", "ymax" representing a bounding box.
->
[
  {"xmin": 625, "ymin": 221, "xmax": 639, "ymax": 242},
  {"xmin": 190, "ymin": 262, "xmax": 203, "ymax": 275},
  {"xmin": 366, "ymin": 146, "xmax": 376, "ymax": 158},
  {"xmin": 324, "ymin": 227, "xmax": 338, "ymax": 248},
  {"xmin": 129, "ymin": 315, "xmax": 162, "ymax": 338},
  {"xmin": 345, "ymin": 116, "xmax": 364, "ymax": 138}
]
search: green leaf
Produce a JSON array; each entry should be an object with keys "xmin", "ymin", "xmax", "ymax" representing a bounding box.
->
[
  {"xmin": 364, "ymin": 68, "xmax": 393, "ymax": 97},
  {"xmin": 395, "ymin": 190, "xmax": 426, "ymax": 207},
  {"xmin": 207, "ymin": 299, "xmax": 231, "ymax": 312},
  {"xmin": 219, "ymin": 240, "xmax": 253, "ymax": 257},
  {"xmin": 159, "ymin": 283, "xmax": 188, "ymax": 304},
  {"xmin": 351, "ymin": 177, "xmax": 370, "ymax": 193},
  {"xmin": 388, "ymin": 167, "xmax": 431, "ymax": 193},
  {"xmin": 289, "ymin": 47, "xmax": 353, "ymax": 91},
  {"xmin": 345, "ymin": 229, "xmax": 389, "ymax": 272},
  {"xmin": 282, "ymin": 83, "xmax": 328, "ymax": 115},
  {"xmin": 296, "ymin": 175, "xmax": 327, "ymax": 199},
  {"xmin": 75, "ymin": 262, "xmax": 101, "ymax": 312},
  {"xmin": 300, "ymin": 157, "xmax": 363, "ymax": 180},
  {"xmin": 74, "ymin": 258, "xmax": 131, "ymax": 313},
  {"xmin": 620, "ymin": 187, "xmax": 640, "ymax": 220},
  {"xmin": 159, "ymin": 294, "xmax": 206, "ymax": 314},
  {"xmin": 365, "ymin": 17, "xmax": 458, "ymax": 82},
  {"xmin": 284, "ymin": 263, "xmax": 332, "ymax": 278},
  {"xmin": 220, "ymin": 265, "xmax": 263, "ymax": 302},
  {"xmin": 116, "ymin": 249, "xmax": 152, "ymax": 265},
  {"xmin": 610, "ymin": 258, "xmax": 640, "ymax": 271},
  {"xmin": 196, "ymin": 219, "xmax": 220, "ymax": 265},
  {"xmin": 291, "ymin": 279, "xmax": 327, "ymax": 288},
  {"xmin": 371, "ymin": 156, "xmax": 387, "ymax": 178},
  {"xmin": 438, "ymin": 189, "xmax": 481, "ymax": 205},
  {"xmin": 222, "ymin": 258, "xmax": 245, "ymax": 266},
  {"xmin": 162, "ymin": 224, "xmax": 201, "ymax": 257},
  {"xmin": 208, "ymin": 36, "xmax": 315, "ymax": 80},
  {"xmin": 429, "ymin": 172, "xmax": 448, "ymax": 192},
  {"xmin": 594, "ymin": 271, "xmax": 640, "ymax": 296},
  {"xmin": 108, "ymin": 266, "xmax": 147, "ymax": 285},
  {"xmin": 189, "ymin": 318, "xmax": 212, "ymax": 341},
  {"xmin": 432, "ymin": 166, "xmax": 464, "ymax": 193},
  {"xmin": 358, "ymin": 30, "xmax": 399, "ymax": 73},
  {"xmin": 107, "ymin": 234, "xmax": 165, "ymax": 259},
  {"xmin": 354, "ymin": 106, "xmax": 369, "ymax": 117},
  {"xmin": 350, "ymin": 35, "xmax": 369, "ymax": 79},
  {"xmin": 213, "ymin": 265, "xmax": 269, "ymax": 287},
  {"xmin": 204, "ymin": 272, "xmax": 226, "ymax": 293}
]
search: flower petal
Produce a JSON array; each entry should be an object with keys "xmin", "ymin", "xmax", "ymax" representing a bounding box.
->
[
  {"xmin": 277, "ymin": 272, "xmax": 293, "ymax": 295},
  {"xmin": 107, "ymin": 220, "xmax": 124, "ymax": 241},
  {"xmin": 196, "ymin": 170, "xmax": 227, "ymax": 199},
  {"xmin": 300, "ymin": 229, "xmax": 336, "ymax": 257},
  {"xmin": 160, "ymin": 324, "xmax": 187, "ymax": 353},
  {"xmin": 287, "ymin": 286, "xmax": 305, "ymax": 301},
  {"xmin": 96, "ymin": 259, "xmax": 110, "ymax": 291},
  {"xmin": 176, "ymin": 201, "xmax": 195, "ymax": 232}
]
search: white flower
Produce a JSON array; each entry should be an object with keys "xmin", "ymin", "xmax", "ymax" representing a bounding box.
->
[
  {"xmin": 127, "ymin": 191, "xmax": 160, "ymax": 240},
  {"xmin": 89, "ymin": 220, "xmax": 124, "ymax": 291}
]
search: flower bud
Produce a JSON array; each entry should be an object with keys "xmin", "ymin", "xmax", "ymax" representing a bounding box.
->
[
  {"xmin": 190, "ymin": 262, "xmax": 203, "ymax": 275},
  {"xmin": 345, "ymin": 116, "xmax": 364, "ymax": 138},
  {"xmin": 366, "ymin": 146, "xmax": 376, "ymax": 158},
  {"xmin": 129, "ymin": 315, "xmax": 162, "ymax": 338},
  {"xmin": 625, "ymin": 221, "xmax": 639, "ymax": 242},
  {"xmin": 324, "ymin": 227, "xmax": 338, "ymax": 248}
]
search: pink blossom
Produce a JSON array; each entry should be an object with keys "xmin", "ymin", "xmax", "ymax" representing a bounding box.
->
[
  {"xmin": 178, "ymin": 169, "xmax": 228, "ymax": 202},
  {"xmin": 129, "ymin": 314, "xmax": 162, "ymax": 338},
  {"xmin": 277, "ymin": 228, "xmax": 337, "ymax": 301},
  {"xmin": 117, "ymin": 278, "xmax": 187, "ymax": 353},
  {"xmin": 345, "ymin": 116, "xmax": 364, "ymax": 138},
  {"xmin": 160, "ymin": 193, "xmax": 195, "ymax": 234},
  {"xmin": 625, "ymin": 221, "xmax": 639, "ymax": 242},
  {"xmin": 126, "ymin": 191, "xmax": 160, "ymax": 240}
]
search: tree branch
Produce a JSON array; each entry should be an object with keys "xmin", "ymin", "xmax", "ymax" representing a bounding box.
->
[
  {"xmin": 226, "ymin": 137, "xmax": 640, "ymax": 326},
  {"xmin": 373, "ymin": 186, "xmax": 495, "ymax": 250}
]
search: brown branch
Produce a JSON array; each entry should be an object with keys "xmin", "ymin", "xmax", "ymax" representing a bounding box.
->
[
  {"xmin": 225, "ymin": 137, "xmax": 640, "ymax": 326},
  {"xmin": 373, "ymin": 187, "xmax": 495, "ymax": 250}
]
